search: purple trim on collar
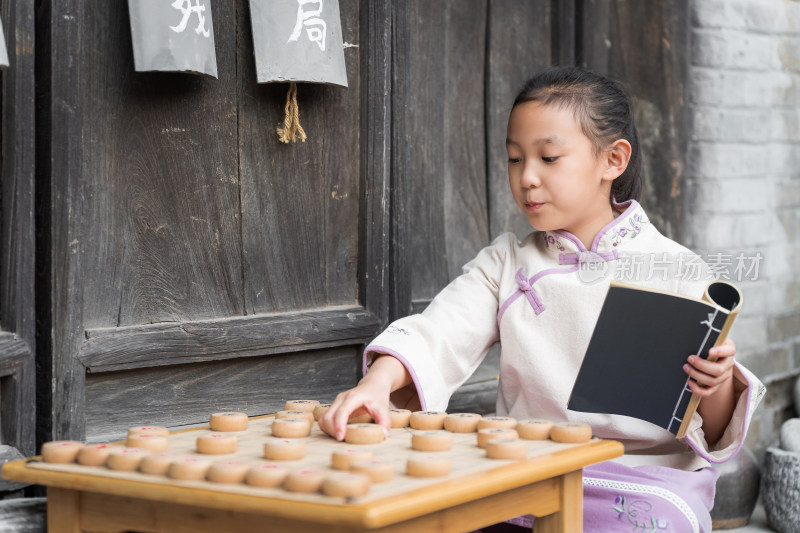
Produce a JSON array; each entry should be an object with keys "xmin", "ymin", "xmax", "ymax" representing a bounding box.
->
[
  {"xmin": 363, "ymin": 346, "xmax": 428, "ymax": 411},
  {"xmin": 500, "ymin": 200, "xmax": 639, "ymax": 325},
  {"xmin": 682, "ymin": 360, "xmax": 755, "ymax": 464},
  {"xmin": 544, "ymin": 199, "xmax": 642, "ymax": 255},
  {"xmin": 553, "ymin": 229, "xmax": 587, "ymax": 252},
  {"xmin": 591, "ymin": 199, "xmax": 639, "ymax": 251},
  {"xmin": 559, "ymin": 249, "xmax": 620, "ymax": 265}
]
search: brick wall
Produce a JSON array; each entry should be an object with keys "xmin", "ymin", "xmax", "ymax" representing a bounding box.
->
[{"xmin": 687, "ymin": 0, "xmax": 800, "ymax": 457}]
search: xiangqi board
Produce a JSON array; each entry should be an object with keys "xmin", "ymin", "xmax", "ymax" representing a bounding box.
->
[{"xmin": 25, "ymin": 410, "xmax": 598, "ymax": 505}]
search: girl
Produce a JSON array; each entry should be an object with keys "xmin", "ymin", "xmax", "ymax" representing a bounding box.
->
[{"xmin": 319, "ymin": 66, "xmax": 764, "ymax": 532}]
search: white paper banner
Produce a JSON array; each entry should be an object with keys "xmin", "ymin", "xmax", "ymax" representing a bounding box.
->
[
  {"xmin": 249, "ymin": 0, "xmax": 348, "ymax": 86},
  {"xmin": 128, "ymin": 0, "xmax": 218, "ymax": 78}
]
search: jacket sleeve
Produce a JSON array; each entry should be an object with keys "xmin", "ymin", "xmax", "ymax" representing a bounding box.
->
[
  {"xmin": 682, "ymin": 362, "xmax": 766, "ymax": 463},
  {"xmin": 363, "ymin": 233, "xmax": 515, "ymax": 411}
]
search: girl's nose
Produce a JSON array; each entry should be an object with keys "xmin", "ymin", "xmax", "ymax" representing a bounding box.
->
[{"xmin": 520, "ymin": 163, "xmax": 541, "ymax": 188}]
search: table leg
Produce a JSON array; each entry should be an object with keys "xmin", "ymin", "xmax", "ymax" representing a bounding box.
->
[
  {"xmin": 47, "ymin": 487, "xmax": 82, "ymax": 533},
  {"xmin": 533, "ymin": 470, "xmax": 583, "ymax": 533}
]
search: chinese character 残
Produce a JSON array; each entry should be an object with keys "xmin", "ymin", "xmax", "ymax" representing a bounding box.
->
[{"xmin": 170, "ymin": 0, "xmax": 210, "ymax": 38}]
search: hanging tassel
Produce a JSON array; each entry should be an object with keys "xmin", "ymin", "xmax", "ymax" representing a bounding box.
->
[{"xmin": 277, "ymin": 82, "xmax": 307, "ymax": 144}]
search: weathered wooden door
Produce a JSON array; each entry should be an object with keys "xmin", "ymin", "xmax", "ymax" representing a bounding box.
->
[
  {"xmin": 35, "ymin": 0, "xmax": 688, "ymax": 443},
  {"xmin": 39, "ymin": 0, "xmax": 390, "ymax": 442}
]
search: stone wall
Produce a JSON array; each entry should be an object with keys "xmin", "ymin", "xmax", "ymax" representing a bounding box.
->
[{"xmin": 687, "ymin": 0, "xmax": 800, "ymax": 456}]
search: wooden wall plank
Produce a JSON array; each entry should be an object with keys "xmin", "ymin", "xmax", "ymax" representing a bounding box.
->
[
  {"xmin": 0, "ymin": 0, "xmax": 37, "ymax": 458},
  {"xmin": 359, "ymin": 0, "xmax": 393, "ymax": 331},
  {"xmin": 238, "ymin": 0, "xmax": 362, "ymax": 315},
  {"xmin": 84, "ymin": 347, "xmax": 360, "ymax": 440},
  {"xmin": 441, "ymin": 1, "xmax": 490, "ymax": 281},
  {"xmin": 79, "ymin": 307, "xmax": 379, "ymax": 372},
  {"xmin": 486, "ymin": 0, "xmax": 553, "ymax": 239},
  {"xmin": 324, "ymin": 0, "xmax": 362, "ymax": 306},
  {"xmin": 391, "ymin": 1, "xmax": 448, "ymax": 315},
  {"xmin": 553, "ymin": 0, "xmax": 577, "ymax": 66},
  {"xmin": 391, "ymin": 0, "xmax": 489, "ymax": 316},
  {"xmin": 45, "ymin": 0, "xmax": 90, "ymax": 441},
  {"xmin": 579, "ymin": 0, "xmax": 690, "ymax": 241}
]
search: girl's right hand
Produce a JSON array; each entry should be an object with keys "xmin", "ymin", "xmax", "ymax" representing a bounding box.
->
[
  {"xmin": 317, "ymin": 381, "xmax": 392, "ymax": 441},
  {"xmin": 318, "ymin": 354, "xmax": 412, "ymax": 441}
]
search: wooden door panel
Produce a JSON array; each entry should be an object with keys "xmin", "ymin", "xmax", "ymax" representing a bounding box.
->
[
  {"xmin": 392, "ymin": 0, "xmax": 489, "ymax": 315},
  {"xmin": 78, "ymin": 0, "xmax": 244, "ymax": 328},
  {"xmin": 85, "ymin": 346, "xmax": 359, "ymax": 440},
  {"xmin": 43, "ymin": 0, "xmax": 387, "ymax": 441},
  {"xmin": 0, "ymin": 0, "xmax": 36, "ymax": 475},
  {"xmin": 238, "ymin": 0, "xmax": 362, "ymax": 315}
]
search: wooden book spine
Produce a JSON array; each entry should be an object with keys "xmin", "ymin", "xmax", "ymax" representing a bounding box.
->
[{"xmin": 676, "ymin": 282, "xmax": 743, "ymax": 439}]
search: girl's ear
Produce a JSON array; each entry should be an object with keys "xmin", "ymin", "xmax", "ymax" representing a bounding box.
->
[{"xmin": 601, "ymin": 139, "xmax": 632, "ymax": 182}]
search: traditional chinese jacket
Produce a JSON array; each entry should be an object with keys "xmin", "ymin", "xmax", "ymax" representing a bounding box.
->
[{"xmin": 365, "ymin": 199, "xmax": 765, "ymax": 471}]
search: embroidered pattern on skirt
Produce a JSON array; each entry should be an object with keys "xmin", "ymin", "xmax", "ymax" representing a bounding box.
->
[
  {"xmin": 613, "ymin": 494, "xmax": 669, "ymax": 531},
  {"xmin": 584, "ymin": 476, "xmax": 699, "ymax": 533}
]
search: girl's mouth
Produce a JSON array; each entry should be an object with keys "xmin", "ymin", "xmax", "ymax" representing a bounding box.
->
[{"xmin": 525, "ymin": 202, "xmax": 545, "ymax": 211}]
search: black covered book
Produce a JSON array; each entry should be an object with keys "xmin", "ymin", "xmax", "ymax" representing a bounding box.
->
[{"xmin": 568, "ymin": 280, "xmax": 742, "ymax": 438}]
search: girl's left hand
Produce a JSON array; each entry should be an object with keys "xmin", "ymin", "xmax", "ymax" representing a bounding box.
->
[{"xmin": 683, "ymin": 338, "xmax": 736, "ymax": 397}]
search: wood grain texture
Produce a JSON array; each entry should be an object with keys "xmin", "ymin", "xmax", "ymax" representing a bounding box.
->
[
  {"xmin": 359, "ymin": 0, "xmax": 393, "ymax": 331},
  {"xmin": 392, "ymin": 0, "xmax": 489, "ymax": 313},
  {"xmin": 43, "ymin": 0, "xmax": 245, "ymax": 441},
  {"xmin": 0, "ymin": 0, "xmax": 37, "ymax": 458},
  {"xmin": 553, "ymin": 0, "xmax": 577, "ymax": 66},
  {"xmin": 44, "ymin": 481, "xmax": 561, "ymax": 533},
  {"xmin": 238, "ymin": 0, "xmax": 362, "ymax": 315},
  {"xmin": 79, "ymin": 0, "xmax": 243, "ymax": 327},
  {"xmin": 79, "ymin": 307, "xmax": 379, "ymax": 372},
  {"xmin": 486, "ymin": 0, "xmax": 554, "ymax": 239},
  {"xmin": 46, "ymin": 488, "xmax": 80, "ymax": 533},
  {"xmin": 579, "ymin": 0, "xmax": 690, "ymax": 242},
  {"xmin": 84, "ymin": 347, "xmax": 360, "ymax": 440}
]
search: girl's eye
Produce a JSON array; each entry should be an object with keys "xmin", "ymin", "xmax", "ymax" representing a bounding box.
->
[
  {"xmin": 507, "ymin": 157, "xmax": 521, "ymax": 164},
  {"xmin": 542, "ymin": 156, "xmax": 559, "ymax": 163}
]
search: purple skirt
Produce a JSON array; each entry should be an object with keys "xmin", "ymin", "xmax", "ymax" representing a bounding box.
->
[{"xmin": 477, "ymin": 460, "xmax": 719, "ymax": 532}]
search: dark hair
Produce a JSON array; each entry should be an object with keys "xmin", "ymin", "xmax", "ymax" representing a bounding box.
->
[{"xmin": 512, "ymin": 66, "xmax": 642, "ymax": 203}]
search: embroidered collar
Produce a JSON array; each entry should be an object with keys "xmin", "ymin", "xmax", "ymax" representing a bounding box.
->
[
  {"xmin": 542, "ymin": 199, "xmax": 650, "ymax": 256},
  {"xmin": 498, "ymin": 199, "xmax": 651, "ymax": 324}
]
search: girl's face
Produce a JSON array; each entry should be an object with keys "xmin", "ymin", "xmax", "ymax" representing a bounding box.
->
[{"xmin": 506, "ymin": 101, "xmax": 621, "ymax": 241}]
